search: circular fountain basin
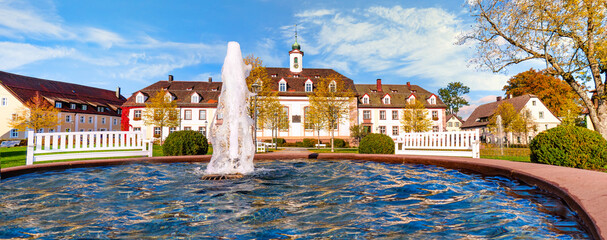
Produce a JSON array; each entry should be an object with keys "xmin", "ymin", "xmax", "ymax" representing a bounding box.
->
[{"xmin": 0, "ymin": 159, "xmax": 590, "ymax": 239}]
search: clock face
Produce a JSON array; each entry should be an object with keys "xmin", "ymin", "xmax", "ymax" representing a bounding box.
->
[{"xmin": 294, "ymin": 63, "xmax": 299, "ymax": 68}]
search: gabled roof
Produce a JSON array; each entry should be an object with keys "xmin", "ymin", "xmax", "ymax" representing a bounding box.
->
[
  {"xmin": 0, "ymin": 70, "xmax": 126, "ymax": 116},
  {"xmin": 266, "ymin": 67, "xmax": 357, "ymax": 95},
  {"xmin": 461, "ymin": 94, "xmax": 536, "ymax": 129},
  {"xmin": 122, "ymin": 80, "xmax": 222, "ymax": 108},
  {"xmin": 354, "ymin": 83, "xmax": 446, "ymax": 108},
  {"xmin": 446, "ymin": 114, "xmax": 464, "ymax": 123}
]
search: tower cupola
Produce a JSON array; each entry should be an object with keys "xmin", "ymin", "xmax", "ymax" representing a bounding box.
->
[{"xmin": 289, "ymin": 25, "xmax": 303, "ymax": 73}]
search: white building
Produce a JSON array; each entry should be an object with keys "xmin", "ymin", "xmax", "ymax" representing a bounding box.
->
[
  {"xmin": 122, "ymin": 40, "xmax": 447, "ymax": 143},
  {"xmin": 461, "ymin": 95, "xmax": 561, "ymax": 144},
  {"xmin": 445, "ymin": 114, "xmax": 464, "ymax": 132}
]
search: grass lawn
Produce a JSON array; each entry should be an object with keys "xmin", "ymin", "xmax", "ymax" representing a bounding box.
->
[
  {"xmin": 481, "ymin": 147, "xmax": 530, "ymax": 162},
  {"xmin": 1, "ymin": 145, "xmax": 213, "ymax": 169}
]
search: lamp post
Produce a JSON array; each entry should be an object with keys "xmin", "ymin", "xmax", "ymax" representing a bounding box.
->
[
  {"xmin": 274, "ymin": 112, "xmax": 278, "ymax": 150},
  {"xmin": 251, "ymin": 79, "xmax": 261, "ymax": 149}
]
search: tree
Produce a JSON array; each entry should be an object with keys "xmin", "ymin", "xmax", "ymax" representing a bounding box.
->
[
  {"xmin": 261, "ymin": 100, "xmax": 289, "ymax": 149},
  {"xmin": 487, "ymin": 102, "xmax": 520, "ymax": 146},
  {"xmin": 349, "ymin": 124, "xmax": 368, "ymax": 146},
  {"xmin": 401, "ymin": 99, "xmax": 433, "ymax": 133},
  {"xmin": 461, "ymin": 0, "xmax": 607, "ymax": 139},
  {"xmin": 309, "ymin": 73, "xmax": 355, "ymax": 152},
  {"xmin": 9, "ymin": 92, "xmax": 60, "ymax": 132},
  {"xmin": 305, "ymin": 104, "xmax": 327, "ymax": 148},
  {"xmin": 512, "ymin": 108, "xmax": 538, "ymax": 144},
  {"xmin": 504, "ymin": 69, "xmax": 580, "ymax": 117},
  {"xmin": 438, "ymin": 82, "xmax": 470, "ymax": 115},
  {"xmin": 142, "ymin": 90, "xmax": 179, "ymax": 143}
]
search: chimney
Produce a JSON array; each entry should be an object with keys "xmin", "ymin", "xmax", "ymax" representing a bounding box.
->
[
  {"xmin": 406, "ymin": 82, "xmax": 411, "ymax": 89},
  {"xmin": 496, "ymin": 96, "xmax": 502, "ymax": 102},
  {"xmin": 168, "ymin": 75, "xmax": 174, "ymax": 82},
  {"xmin": 376, "ymin": 79, "xmax": 382, "ymax": 92},
  {"xmin": 115, "ymin": 87, "xmax": 121, "ymax": 99},
  {"xmin": 208, "ymin": 77, "xmax": 212, "ymax": 83}
]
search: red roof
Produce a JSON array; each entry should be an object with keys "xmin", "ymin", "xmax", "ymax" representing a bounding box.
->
[
  {"xmin": 461, "ymin": 94, "xmax": 536, "ymax": 129},
  {"xmin": 0, "ymin": 70, "xmax": 126, "ymax": 116}
]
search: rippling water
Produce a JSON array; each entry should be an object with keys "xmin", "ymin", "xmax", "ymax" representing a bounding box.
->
[{"xmin": 0, "ymin": 160, "xmax": 589, "ymax": 239}]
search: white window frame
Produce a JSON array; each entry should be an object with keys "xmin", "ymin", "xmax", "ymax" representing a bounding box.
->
[
  {"xmin": 305, "ymin": 80, "xmax": 313, "ymax": 92},
  {"xmin": 1, "ymin": 97, "xmax": 7, "ymax": 106},
  {"xmin": 55, "ymin": 102, "xmax": 62, "ymax": 108},
  {"xmin": 279, "ymin": 80, "xmax": 287, "ymax": 92},
  {"xmin": 199, "ymin": 110, "xmax": 206, "ymax": 120},
  {"xmin": 362, "ymin": 96, "xmax": 369, "ymax": 104},
  {"xmin": 392, "ymin": 126, "xmax": 399, "ymax": 136},
  {"xmin": 363, "ymin": 110, "xmax": 371, "ymax": 120},
  {"xmin": 80, "ymin": 116, "xmax": 85, "ymax": 123},
  {"xmin": 392, "ymin": 110, "xmax": 398, "ymax": 120},
  {"xmin": 70, "ymin": 103, "xmax": 76, "ymax": 109},
  {"xmin": 191, "ymin": 94, "xmax": 199, "ymax": 103},
  {"xmin": 134, "ymin": 110, "xmax": 142, "ymax": 120},
  {"xmin": 329, "ymin": 81, "xmax": 336, "ymax": 92},
  {"xmin": 136, "ymin": 94, "xmax": 145, "ymax": 103},
  {"xmin": 88, "ymin": 116, "xmax": 94, "ymax": 123},
  {"xmin": 379, "ymin": 126, "xmax": 386, "ymax": 134},
  {"xmin": 154, "ymin": 127, "xmax": 161, "ymax": 136},
  {"xmin": 383, "ymin": 96, "xmax": 391, "ymax": 104},
  {"xmin": 113, "ymin": 118, "xmax": 118, "ymax": 125},
  {"xmin": 82, "ymin": 105, "xmax": 88, "ymax": 110},
  {"xmin": 101, "ymin": 117, "xmax": 106, "ymax": 124},
  {"xmin": 379, "ymin": 110, "xmax": 386, "ymax": 120},
  {"xmin": 184, "ymin": 110, "xmax": 192, "ymax": 120},
  {"xmin": 10, "ymin": 129, "xmax": 19, "ymax": 138},
  {"xmin": 65, "ymin": 115, "xmax": 71, "ymax": 123}
]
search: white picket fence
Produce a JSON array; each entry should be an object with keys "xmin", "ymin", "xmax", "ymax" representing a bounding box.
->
[
  {"xmin": 394, "ymin": 130, "xmax": 480, "ymax": 158},
  {"xmin": 26, "ymin": 130, "xmax": 152, "ymax": 165}
]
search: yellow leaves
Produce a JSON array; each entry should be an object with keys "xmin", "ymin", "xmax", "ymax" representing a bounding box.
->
[
  {"xmin": 142, "ymin": 90, "xmax": 179, "ymax": 129},
  {"xmin": 400, "ymin": 99, "xmax": 432, "ymax": 133},
  {"xmin": 9, "ymin": 92, "xmax": 60, "ymax": 131}
]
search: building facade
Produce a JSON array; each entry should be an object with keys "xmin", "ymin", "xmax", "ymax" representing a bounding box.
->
[
  {"xmin": 0, "ymin": 71, "xmax": 126, "ymax": 140},
  {"xmin": 461, "ymin": 95, "xmax": 561, "ymax": 144},
  {"xmin": 122, "ymin": 41, "xmax": 447, "ymax": 142},
  {"xmin": 445, "ymin": 114, "xmax": 464, "ymax": 132}
]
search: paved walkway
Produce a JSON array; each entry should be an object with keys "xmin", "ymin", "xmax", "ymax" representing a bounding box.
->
[{"xmin": 275, "ymin": 147, "xmax": 311, "ymax": 154}]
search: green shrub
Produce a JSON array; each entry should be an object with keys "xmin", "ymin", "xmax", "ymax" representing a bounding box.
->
[
  {"xmin": 274, "ymin": 138, "xmax": 286, "ymax": 146},
  {"xmin": 530, "ymin": 125, "xmax": 607, "ymax": 170},
  {"xmin": 302, "ymin": 138, "xmax": 317, "ymax": 148},
  {"xmin": 330, "ymin": 138, "xmax": 348, "ymax": 148},
  {"xmin": 359, "ymin": 133, "xmax": 394, "ymax": 154},
  {"xmin": 295, "ymin": 141, "xmax": 303, "ymax": 147},
  {"xmin": 162, "ymin": 130, "xmax": 208, "ymax": 156}
]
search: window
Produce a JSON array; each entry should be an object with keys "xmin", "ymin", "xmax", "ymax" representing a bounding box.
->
[
  {"xmin": 455, "ymin": 122, "xmax": 460, "ymax": 127},
  {"xmin": 10, "ymin": 129, "xmax": 18, "ymax": 138},
  {"xmin": 169, "ymin": 127, "xmax": 176, "ymax": 134},
  {"xmin": 432, "ymin": 111, "xmax": 438, "ymax": 121},
  {"xmin": 55, "ymin": 102, "xmax": 62, "ymax": 108},
  {"xmin": 305, "ymin": 81, "xmax": 313, "ymax": 92},
  {"xmin": 70, "ymin": 103, "xmax": 76, "ymax": 109},
  {"xmin": 98, "ymin": 106, "xmax": 105, "ymax": 112},
  {"xmin": 407, "ymin": 96, "xmax": 415, "ymax": 103},
  {"xmin": 315, "ymin": 75, "xmax": 320, "ymax": 78},
  {"xmin": 379, "ymin": 126, "xmax": 386, "ymax": 134},
  {"xmin": 217, "ymin": 112, "xmax": 223, "ymax": 120},
  {"xmin": 113, "ymin": 119, "xmax": 118, "ymax": 125},
  {"xmin": 379, "ymin": 110, "xmax": 386, "ymax": 120},
  {"xmin": 136, "ymin": 95, "xmax": 144, "ymax": 103},
  {"xmin": 164, "ymin": 94, "xmax": 172, "ymax": 102},
  {"xmin": 1, "ymin": 97, "xmax": 7, "ymax": 106},
  {"xmin": 363, "ymin": 110, "xmax": 371, "ymax": 120},
  {"xmin": 99, "ymin": 128, "xmax": 106, "ymax": 131},
  {"xmin": 88, "ymin": 116, "xmax": 93, "ymax": 123},
  {"xmin": 293, "ymin": 75, "xmax": 299, "ymax": 78},
  {"xmin": 184, "ymin": 110, "xmax": 192, "ymax": 120},
  {"xmin": 539, "ymin": 111, "xmax": 544, "ymax": 119},
  {"xmin": 199, "ymin": 110, "xmax": 206, "ymax": 120},
  {"xmin": 448, "ymin": 122, "xmax": 453, "ymax": 127},
  {"xmin": 532, "ymin": 100, "xmax": 537, "ymax": 106},
  {"xmin": 12, "ymin": 113, "xmax": 17, "ymax": 121},
  {"xmin": 154, "ymin": 127, "xmax": 161, "ymax": 137},
  {"xmin": 117, "ymin": 109, "xmax": 122, "ymax": 115},
  {"xmin": 133, "ymin": 127, "xmax": 141, "ymax": 131},
  {"xmin": 82, "ymin": 105, "xmax": 87, "ymax": 110},
  {"xmin": 49, "ymin": 129, "xmax": 55, "ymax": 133},
  {"xmin": 329, "ymin": 81, "xmax": 336, "ymax": 92},
  {"xmin": 191, "ymin": 94, "xmax": 199, "ymax": 103},
  {"xmin": 362, "ymin": 96, "xmax": 369, "ymax": 104},
  {"xmin": 184, "ymin": 127, "xmax": 191, "ymax": 131},
  {"xmin": 101, "ymin": 117, "xmax": 106, "ymax": 124},
  {"xmin": 65, "ymin": 128, "xmax": 71, "ymax": 132},
  {"xmin": 79, "ymin": 129, "xmax": 84, "ymax": 132},
  {"xmin": 199, "ymin": 127, "xmax": 206, "ymax": 136},
  {"xmin": 271, "ymin": 74, "xmax": 277, "ymax": 77},
  {"xmin": 392, "ymin": 126, "xmax": 399, "ymax": 136},
  {"xmin": 383, "ymin": 96, "xmax": 391, "ymax": 104},
  {"xmin": 279, "ymin": 81, "xmax": 287, "ymax": 92},
  {"xmin": 304, "ymin": 106, "xmax": 313, "ymax": 130},
  {"xmin": 392, "ymin": 110, "xmax": 398, "ymax": 120},
  {"xmin": 36, "ymin": 128, "xmax": 44, "ymax": 133},
  {"xmin": 432, "ymin": 126, "xmax": 439, "ymax": 132},
  {"xmin": 65, "ymin": 115, "xmax": 71, "ymax": 122},
  {"xmin": 80, "ymin": 116, "xmax": 85, "ymax": 123},
  {"xmin": 134, "ymin": 110, "xmax": 142, "ymax": 120}
]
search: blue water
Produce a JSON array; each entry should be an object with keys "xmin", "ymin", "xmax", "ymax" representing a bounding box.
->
[{"xmin": 0, "ymin": 160, "xmax": 589, "ymax": 239}]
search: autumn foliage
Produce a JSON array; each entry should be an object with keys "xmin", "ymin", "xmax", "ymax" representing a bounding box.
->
[{"xmin": 9, "ymin": 92, "xmax": 60, "ymax": 132}]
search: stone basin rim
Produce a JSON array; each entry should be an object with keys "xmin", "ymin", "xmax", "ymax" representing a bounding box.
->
[{"xmin": 1, "ymin": 152, "xmax": 605, "ymax": 240}]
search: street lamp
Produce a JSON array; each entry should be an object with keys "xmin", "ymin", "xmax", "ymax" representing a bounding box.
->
[
  {"xmin": 251, "ymin": 79, "xmax": 261, "ymax": 148},
  {"xmin": 274, "ymin": 112, "xmax": 278, "ymax": 150}
]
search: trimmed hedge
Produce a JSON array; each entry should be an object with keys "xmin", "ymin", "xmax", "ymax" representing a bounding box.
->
[
  {"xmin": 359, "ymin": 133, "xmax": 394, "ymax": 154},
  {"xmin": 302, "ymin": 138, "xmax": 317, "ymax": 148},
  {"xmin": 162, "ymin": 130, "xmax": 208, "ymax": 156},
  {"xmin": 330, "ymin": 138, "xmax": 348, "ymax": 148},
  {"xmin": 530, "ymin": 125, "xmax": 607, "ymax": 170}
]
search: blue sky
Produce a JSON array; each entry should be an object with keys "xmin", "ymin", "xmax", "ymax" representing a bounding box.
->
[{"xmin": 0, "ymin": 0, "xmax": 541, "ymax": 119}]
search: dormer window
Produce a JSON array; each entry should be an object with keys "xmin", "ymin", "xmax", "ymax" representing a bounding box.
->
[
  {"xmin": 271, "ymin": 74, "xmax": 277, "ymax": 77},
  {"xmin": 136, "ymin": 94, "xmax": 145, "ymax": 103},
  {"xmin": 392, "ymin": 90, "xmax": 398, "ymax": 93},
  {"xmin": 294, "ymin": 75, "xmax": 299, "ymax": 78},
  {"xmin": 186, "ymin": 88, "xmax": 193, "ymax": 91},
  {"xmin": 371, "ymin": 90, "xmax": 377, "ymax": 92},
  {"xmin": 191, "ymin": 94, "xmax": 200, "ymax": 103},
  {"xmin": 81, "ymin": 105, "xmax": 87, "ymax": 110},
  {"xmin": 164, "ymin": 93, "xmax": 173, "ymax": 102},
  {"xmin": 383, "ymin": 95, "xmax": 391, "ymax": 104},
  {"xmin": 315, "ymin": 75, "xmax": 320, "ymax": 78},
  {"xmin": 407, "ymin": 95, "xmax": 416, "ymax": 103},
  {"xmin": 329, "ymin": 81, "xmax": 336, "ymax": 92},
  {"xmin": 305, "ymin": 79, "xmax": 313, "ymax": 92},
  {"xmin": 98, "ymin": 106, "xmax": 105, "ymax": 112},
  {"xmin": 279, "ymin": 79, "xmax": 287, "ymax": 92},
  {"xmin": 428, "ymin": 95, "xmax": 436, "ymax": 105},
  {"xmin": 362, "ymin": 95, "xmax": 369, "ymax": 104},
  {"xmin": 55, "ymin": 102, "xmax": 62, "ymax": 108},
  {"xmin": 70, "ymin": 103, "xmax": 76, "ymax": 109}
]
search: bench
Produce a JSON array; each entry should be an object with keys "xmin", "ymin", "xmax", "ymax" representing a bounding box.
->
[
  {"xmin": 314, "ymin": 144, "xmax": 327, "ymax": 148},
  {"xmin": 0, "ymin": 140, "xmax": 20, "ymax": 148},
  {"xmin": 26, "ymin": 130, "xmax": 152, "ymax": 165},
  {"xmin": 394, "ymin": 130, "xmax": 480, "ymax": 158},
  {"xmin": 256, "ymin": 141, "xmax": 266, "ymax": 153},
  {"xmin": 265, "ymin": 142, "xmax": 276, "ymax": 148}
]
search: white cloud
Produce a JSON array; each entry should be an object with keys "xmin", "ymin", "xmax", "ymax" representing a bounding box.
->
[
  {"xmin": 295, "ymin": 5, "xmax": 508, "ymax": 91},
  {"xmin": 0, "ymin": 1, "xmax": 70, "ymax": 39},
  {"xmin": 82, "ymin": 27, "xmax": 126, "ymax": 49},
  {"xmin": 476, "ymin": 95, "xmax": 499, "ymax": 104},
  {"xmin": 0, "ymin": 42, "xmax": 74, "ymax": 70}
]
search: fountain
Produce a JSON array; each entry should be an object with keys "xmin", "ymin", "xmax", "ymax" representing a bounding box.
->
[{"xmin": 204, "ymin": 42, "xmax": 255, "ymax": 179}]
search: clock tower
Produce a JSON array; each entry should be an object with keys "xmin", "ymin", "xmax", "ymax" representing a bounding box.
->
[{"xmin": 289, "ymin": 29, "xmax": 303, "ymax": 73}]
